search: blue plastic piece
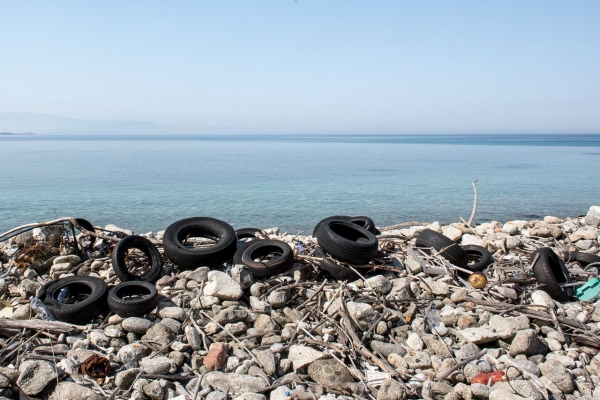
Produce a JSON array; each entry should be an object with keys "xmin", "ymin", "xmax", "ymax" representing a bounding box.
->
[{"xmin": 575, "ymin": 277, "xmax": 600, "ymax": 301}]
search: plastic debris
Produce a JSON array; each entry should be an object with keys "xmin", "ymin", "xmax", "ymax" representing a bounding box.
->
[
  {"xmin": 29, "ymin": 296, "xmax": 55, "ymax": 320},
  {"xmin": 471, "ymin": 370, "xmax": 506, "ymax": 385},
  {"xmin": 575, "ymin": 277, "xmax": 600, "ymax": 301},
  {"xmin": 79, "ymin": 354, "xmax": 111, "ymax": 379}
]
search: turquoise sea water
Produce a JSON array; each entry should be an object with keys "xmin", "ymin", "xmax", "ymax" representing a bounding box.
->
[{"xmin": 1, "ymin": 134, "xmax": 599, "ymax": 235}]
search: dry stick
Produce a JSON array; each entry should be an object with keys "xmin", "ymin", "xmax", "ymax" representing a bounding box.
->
[
  {"xmin": 435, "ymin": 349, "xmax": 488, "ymax": 382},
  {"xmin": 0, "ymin": 330, "xmax": 42, "ymax": 364},
  {"xmin": 199, "ymin": 311, "xmax": 265, "ymax": 370},
  {"xmin": 378, "ymin": 221, "xmax": 429, "ymax": 232},
  {"xmin": 0, "ymin": 318, "xmax": 86, "ymax": 333},
  {"xmin": 467, "ymin": 179, "xmax": 479, "ymax": 226},
  {"xmin": 488, "ymin": 355, "xmax": 550, "ymax": 400}
]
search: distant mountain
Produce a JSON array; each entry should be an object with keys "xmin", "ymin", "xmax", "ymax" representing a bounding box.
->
[{"xmin": 0, "ymin": 112, "xmax": 255, "ymax": 135}]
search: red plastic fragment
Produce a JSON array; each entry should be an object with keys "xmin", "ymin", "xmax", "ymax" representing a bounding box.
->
[{"xmin": 470, "ymin": 370, "xmax": 506, "ymax": 385}]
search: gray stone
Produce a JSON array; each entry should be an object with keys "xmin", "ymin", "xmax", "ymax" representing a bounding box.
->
[
  {"xmin": 188, "ymin": 267, "xmax": 210, "ymax": 282},
  {"xmin": 455, "ymin": 342, "xmax": 481, "ymax": 360},
  {"xmin": 511, "ymin": 359, "xmax": 541, "ymax": 377},
  {"xmin": 366, "ymin": 275, "xmax": 392, "ymax": 294},
  {"xmin": 406, "ymin": 332, "xmax": 424, "ymax": 351},
  {"xmin": 270, "ymin": 386, "xmax": 292, "ymax": 400},
  {"xmin": 488, "ymin": 388, "xmax": 530, "ymax": 400},
  {"xmin": 16, "ymin": 360, "xmax": 57, "ymax": 395},
  {"xmin": 585, "ymin": 206, "xmax": 600, "ymax": 227},
  {"xmin": 377, "ymin": 378, "xmax": 406, "ymax": 400},
  {"xmin": 53, "ymin": 255, "xmax": 81, "ymax": 265},
  {"xmin": 267, "ymin": 290, "xmax": 288, "ymax": 308},
  {"xmin": 288, "ymin": 345, "xmax": 326, "ymax": 371},
  {"xmin": 531, "ymin": 290, "xmax": 556, "ymax": 310},
  {"xmin": 0, "ymin": 374, "xmax": 10, "ymax": 388},
  {"xmin": 48, "ymin": 382, "xmax": 102, "ymax": 400},
  {"xmin": 122, "ymin": 317, "xmax": 154, "ymax": 334},
  {"xmin": 492, "ymin": 380, "xmax": 543, "ymax": 400},
  {"xmin": 158, "ymin": 306, "xmax": 186, "ymax": 322},
  {"xmin": 145, "ymin": 323, "xmax": 174, "ymax": 345},
  {"xmin": 13, "ymin": 303, "xmax": 32, "ymax": 319},
  {"xmin": 115, "ymin": 368, "xmax": 141, "ymax": 389},
  {"xmin": 204, "ymin": 371, "xmax": 269, "ymax": 394},
  {"xmin": 307, "ymin": 359, "xmax": 354, "ymax": 385},
  {"xmin": 471, "ymin": 383, "xmax": 491, "ymax": 400},
  {"xmin": 215, "ymin": 308, "xmax": 248, "ymax": 324},
  {"xmin": 142, "ymin": 380, "xmax": 164, "ymax": 400},
  {"xmin": 139, "ymin": 356, "xmax": 176, "ymax": 375},
  {"xmin": 233, "ymin": 394, "xmax": 267, "ymax": 400},
  {"xmin": 371, "ymin": 340, "xmax": 407, "ymax": 358},
  {"xmin": 204, "ymin": 271, "xmax": 243, "ymax": 300},
  {"xmin": 509, "ymin": 329, "xmax": 548, "ymax": 357},
  {"xmin": 118, "ymin": 343, "xmax": 151, "ymax": 368},
  {"xmin": 185, "ymin": 326, "xmax": 202, "ymax": 350},
  {"xmin": 347, "ymin": 302, "xmax": 379, "ymax": 331},
  {"xmin": 403, "ymin": 351, "xmax": 431, "ymax": 369},
  {"xmin": 254, "ymin": 314, "xmax": 279, "ymax": 332},
  {"xmin": 207, "ymin": 391, "xmax": 227, "ymax": 400},
  {"xmin": 88, "ymin": 331, "xmax": 110, "ymax": 348},
  {"xmin": 422, "ymin": 380, "xmax": 453, "ymax": 400},
  {"xmin": 456, "ymin": 327, "xmax": 502, "ymax": 344},
  {"xmin": 540, "ymin": 359, "xmax": 575, "ymax": 393}
]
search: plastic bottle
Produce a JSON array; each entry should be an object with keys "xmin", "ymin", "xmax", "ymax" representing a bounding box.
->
[
  {"xmin": 296, "ymin": 241, "xmax": 305, "ymax": 255},
  {"xmin": 426, "ymin": 305, "xmax": 441, "ymax": 329},
  {"xmin": 29, "ymin": 296, "xmax": 56, "ymax": 321},
  {"xmin": 57, "ymin": 287, "xmax": 70, "ymax": 303}
]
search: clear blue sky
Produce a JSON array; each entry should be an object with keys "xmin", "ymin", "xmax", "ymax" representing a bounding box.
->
[{"xmin": 0, "ymin": 1, "xmax": 598, "ymax": 134}]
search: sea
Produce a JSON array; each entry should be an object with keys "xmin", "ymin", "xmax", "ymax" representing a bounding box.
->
[{"xmin": 1, "ymin": 134, "xmax": 599, "ymax": 235}]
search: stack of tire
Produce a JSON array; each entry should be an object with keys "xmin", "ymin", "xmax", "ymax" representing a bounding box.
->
[
  {"xmin": 313, "ymin": 216, "xmax": 379, "ymax": 280},
  {"xmin": 415, "ymin": 229, "xmax": 494, "ymax": 276}
]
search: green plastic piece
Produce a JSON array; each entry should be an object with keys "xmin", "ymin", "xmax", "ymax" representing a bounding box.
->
[{"xmin": 575, "ymin": 277, "xmax": 600, "ymax": 301}]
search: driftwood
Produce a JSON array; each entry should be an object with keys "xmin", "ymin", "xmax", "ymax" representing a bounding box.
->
[{"xmin": 0, "ymin": 318, "xmax": 87, "ymax": 333}]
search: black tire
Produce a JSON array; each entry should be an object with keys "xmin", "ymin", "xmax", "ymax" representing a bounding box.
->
[
  {"xmin": 316, "ymin": 220, "xmax": 378, "ymax": 264},
  {"xmin": 416, "ymin": 229, "xmax": 469, "ymax": 268},
  {"xmin": 532, "ymin": 247, "xmax": 573, "ymax": 301},
  {"xmin": 239, "ymin": 239, "xmax": 295, "ymax": 278},
  {"xmin": 235, "ymin": 228, "xmax": 262, "ymax": 241},
  {"xmin": 348, "ymin": 216, "xmax": 378, "ymax": 235},
  {"xmin": 40, "ymin": 276, "xmax": 108, "ymax": 324},
  {"xmin": 111, "ymin": 235, "xmax": 163, "ymax": 283},
  {"xmin": 563, "ymin": 251, "xmax": 600, "ymax": 266},
  {"xmin": 313, "ymin": 216, "xmax": 351, "ymax": 237},
  {"xmin": 462, "ymin": 245, "xmax": 494, "ymax": 272},
  {"xmin": 233, "ymin": 240, "xmax": 257, "ymax": 266},
  {"xmin": 163, "ymin": 217, "xmax": 237, "ymax": 270},
  {"xmin": 107, "ymin": 281, "xmax": 158, "ymax": 318},
  {"xmin": 314, "ymin": 247, "xmax": 360, "ymax": 281},
  {"xmin": 75, "ymin": 218, "xmax": 96, "ymax": 250}
]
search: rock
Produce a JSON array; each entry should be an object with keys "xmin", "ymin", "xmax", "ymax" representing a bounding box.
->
[
  {"xmin": 207, "ymin": 391, "xmax": 227, "ymax": 400},
  {"xmin": 13, "ymin": 303, "xmax": 32, "ymax": 319},
  {"xmin": 204, "ymin": 271, "xmax": 243, "ymax": 300},
  {"xmin": 142, "ymin": 380, "xmax": 164, "ymax": 399},
  {"xmin": 116, "ymin": 368, "xmax": 140, "ymax": 389},
  {"xmin": 185, "ymin": 326, "xmax": 202, "ymax": 350},
  {"xmin": 531, "ymin": 290, "xmax": 555, "ymax": 310},
  {"xmin": 158, "ymin": 306, "xmax": 186, "ymax": 322},
  {"xmin": 493, "ymin": 380, "xmax": 543, "ymax": 400},
  {"xmin": 140, "ymin": 356, "xmax": 176, "ymax": 375},
  {"xmin": 576, "ymin": 240, "xmax": 594, "ymax": 250},
  {"xmin": 422, "ymin": 380, "xmax": 453, "ymax": 400},
  {"xmin": 254, "ymin": 314, "xmax": 279, "ymax": 332},
  {"xmin": 371, "ymin": 340, "xmax": 407, "ymax": 358},
  {"xmin": 307, "ymin": 359, "xmax": 353, "ymax": 385},
  {"xmin": 585, "ymin": 206, "xmax": 600, "ymax": 227},
  {"xmin": 442, "ymin": 226, "xmax": 463, "ymax": 241},
  {"xmin": 570, "ymin": 229, "xmax": 598, "ymax": 242},
  {"xmin": 540, "ymin": 359, "xmax": 575, "ymax": 393},
  {"xmin": 503, "ymin": 223, "xmax": 519, "ymax": 235},
  {"xmin": 488, "ymin": 388, "xmax": 530, "ymax": 400},
  {"xmin": 288, "ymin": 345, "xmax": 326, "ymax": 371},
  {"xmin": 377, "ymin": 378, "xmax": 406, "ymax": 400},
  {"xmin": 457, "ymin": 315, "xmax": 478, "ymax": 329},
  {"xmin": 267, "ymin": 290, "xmax": 288, "ymax": 308},
  {"xmin": 509, "ymin": 329, "xmax": 548, "ymax": 357},
  {"xmin": 188, "ymin": 267, "xmax": 210, "ymax": 282},
  {"xmin": 457, "ymin": 328, "xmax": 502, "ymax": 344},
  {"xmin": 406, "ymin": 332, "xmax": 424, "ymax": 351},
  {"xmin": 122, "ymin": 317, "xmax": 154, "ymax": 334},
  {"xmin": 204, "ymin": 371, "xmax": 269, "ymax": 394},
  {"xmin": 233, "ymin": 394, "xmax": 267, "ymax": 400},
  {"xmin": 544, "ymin": 216, "xmax": 562, "ymax": 224},
  {"xmin": 366, "ymin": 275, "xmax": 392, "ymax": 294},
  {"xmin": 530, "ymin": 226, "xmax": 552, "ymax": 238},
  {"xmin": 255, "ymin": 350, "xmax": 276, "ymax": 376},
  {"xmin": 421, "ymin": 281, "xmax": 449, "ymax": 296},
  {"xmin": 0, "ymin": 373, "xmax": 10, "ymax": 388},
  {"xmin": 88, "ymin": 331, "xmax": 110, "ymax": 348},
  {"xmin": 462, "ymin": 234, "xmax": 484, "ymax": 246},
  {"xmin": 48, "ymin": 382, "xmax": 102, "ymax": 400},
  {"xmin": 145, "ymin": 323, "xmax": 174, "ymax": 346},
  {"xmin": 404, "ymin": 351, "xmax": 431, "ymax": 369},
  {"xmin": 471, "ymin": 383, "xmax": 491, "ymax": 399},
  {"xmin": 16, "ymin": 360, "xmax": 57, "ymax": 395},
  {"xmin": 204, "ymin": 342, "xmax": 228, "ymax": 371},
  {"xmin": 347, "ymin": 302, "xmax": 380, "ymax": 331}
]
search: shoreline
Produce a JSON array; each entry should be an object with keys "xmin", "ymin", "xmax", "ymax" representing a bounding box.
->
[{"xmin": 0, "ymin": 208, "xmax": 599, "ymax": 399}]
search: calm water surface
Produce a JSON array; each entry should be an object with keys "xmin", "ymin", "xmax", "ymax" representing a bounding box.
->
[{"xmin": 0, "ymin": 134, "xmax": 598, "ymax": 234}]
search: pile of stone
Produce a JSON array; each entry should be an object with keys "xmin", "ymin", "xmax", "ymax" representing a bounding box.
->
[{"xmin": 0, "ymin": 207, "xmax": 600, "ymax": 400}]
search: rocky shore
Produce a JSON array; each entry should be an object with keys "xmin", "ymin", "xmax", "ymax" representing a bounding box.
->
[{"xmin": 1, "ymin": 207, "xmax": 600, "ymax": 400}]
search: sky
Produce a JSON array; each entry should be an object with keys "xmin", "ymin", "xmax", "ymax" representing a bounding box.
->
[{"xmin": 0, "ymin": 1, "xmax": 599, "ymax": 134}]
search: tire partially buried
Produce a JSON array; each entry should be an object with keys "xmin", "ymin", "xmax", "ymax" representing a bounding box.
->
[
  {"xmin": 163, "ymin": 217, "xmax": 237, "ymax": 270},
  {"xmin": 462, "ymin": 245, "xmax": 494, "ymax": 272},
  {"xmin": 316, "ymin": 220, "xmax": 378, "ymax": 265},
  {"xmin": 237, "ymin": 239, "xmax": 295, "ymax": 278},
  {"xmin": 532, "ymin": 247, "xmax": 573, "ymax": 301},
  {"xmin": 416, "ymin": 229, "xmax": 469, "ymax": 269},
  {"xmin": 235, "ymin": 227, "xmax": 263, "ymax": 241},
  {"xmin": 40, "ymin": 276, "xmax": 108, "ymax": 324},
  {"xmin": 107, "ymin": 281, "xmax": 158, "ymax": 318},
  {"xmin": 312, "ymin": 215, "xmax": 378, "ymax": 237},
  {"xmin": 111, "ymin": 235, "xmax": 163, "ymax": 283},
  {"xmin": 314, "ymin": 246, "xmax": 360, "ymax": 281}
]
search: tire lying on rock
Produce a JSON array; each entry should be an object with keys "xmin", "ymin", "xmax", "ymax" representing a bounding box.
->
[
  {"xmin": 462, "ymin": 245, "xmax": 494, "ymax": 272},
  {"xmin": 563, "ymin": 251, "xmax": 600, "ymax": 266},
  {"xmin": 233, "ymin": 239, "xmax": 295, "ymax": 278},
  {"xmin": 314, "ymin": 246, "xmax": 360, "ymax": 281},
  {"xmin": 163, "ymin": 217, "xmax": 237, "ymax": 270},
  {"xmin": 74, "ymin": 218, "xmax": 97, "ymax": 250},
  {"xmin": 111, "ymin": 235, "xmax": 163, "ymax": 283},
  {"xmin": 235, "ymin": 227, "xmax": 263, "ymax": 241},
  {"xmin": 107, "ymin": 281, "xmax": 159, "ymax": 318},
  {"xmin": 416, "ymin": 229, "xmax": 469, "ymax": 269},
  {"xmin": 313, "ymin": 215, "xmax": 378, "ymax": 237},
  {"xmin": 532, "ymin": 247, "xmax": 573, "ymax": 301},
  {"xmin": 316, "ymin": 220, "xmax": 378, "ymax": 265},
  {"xmin": 39, "ymin": 276, "xmax": 108, "ymax": 324}
]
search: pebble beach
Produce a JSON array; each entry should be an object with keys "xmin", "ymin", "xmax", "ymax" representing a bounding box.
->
[{"xmin": 1, "ymin": 207, "xmax": 600, "ymax": 400}]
